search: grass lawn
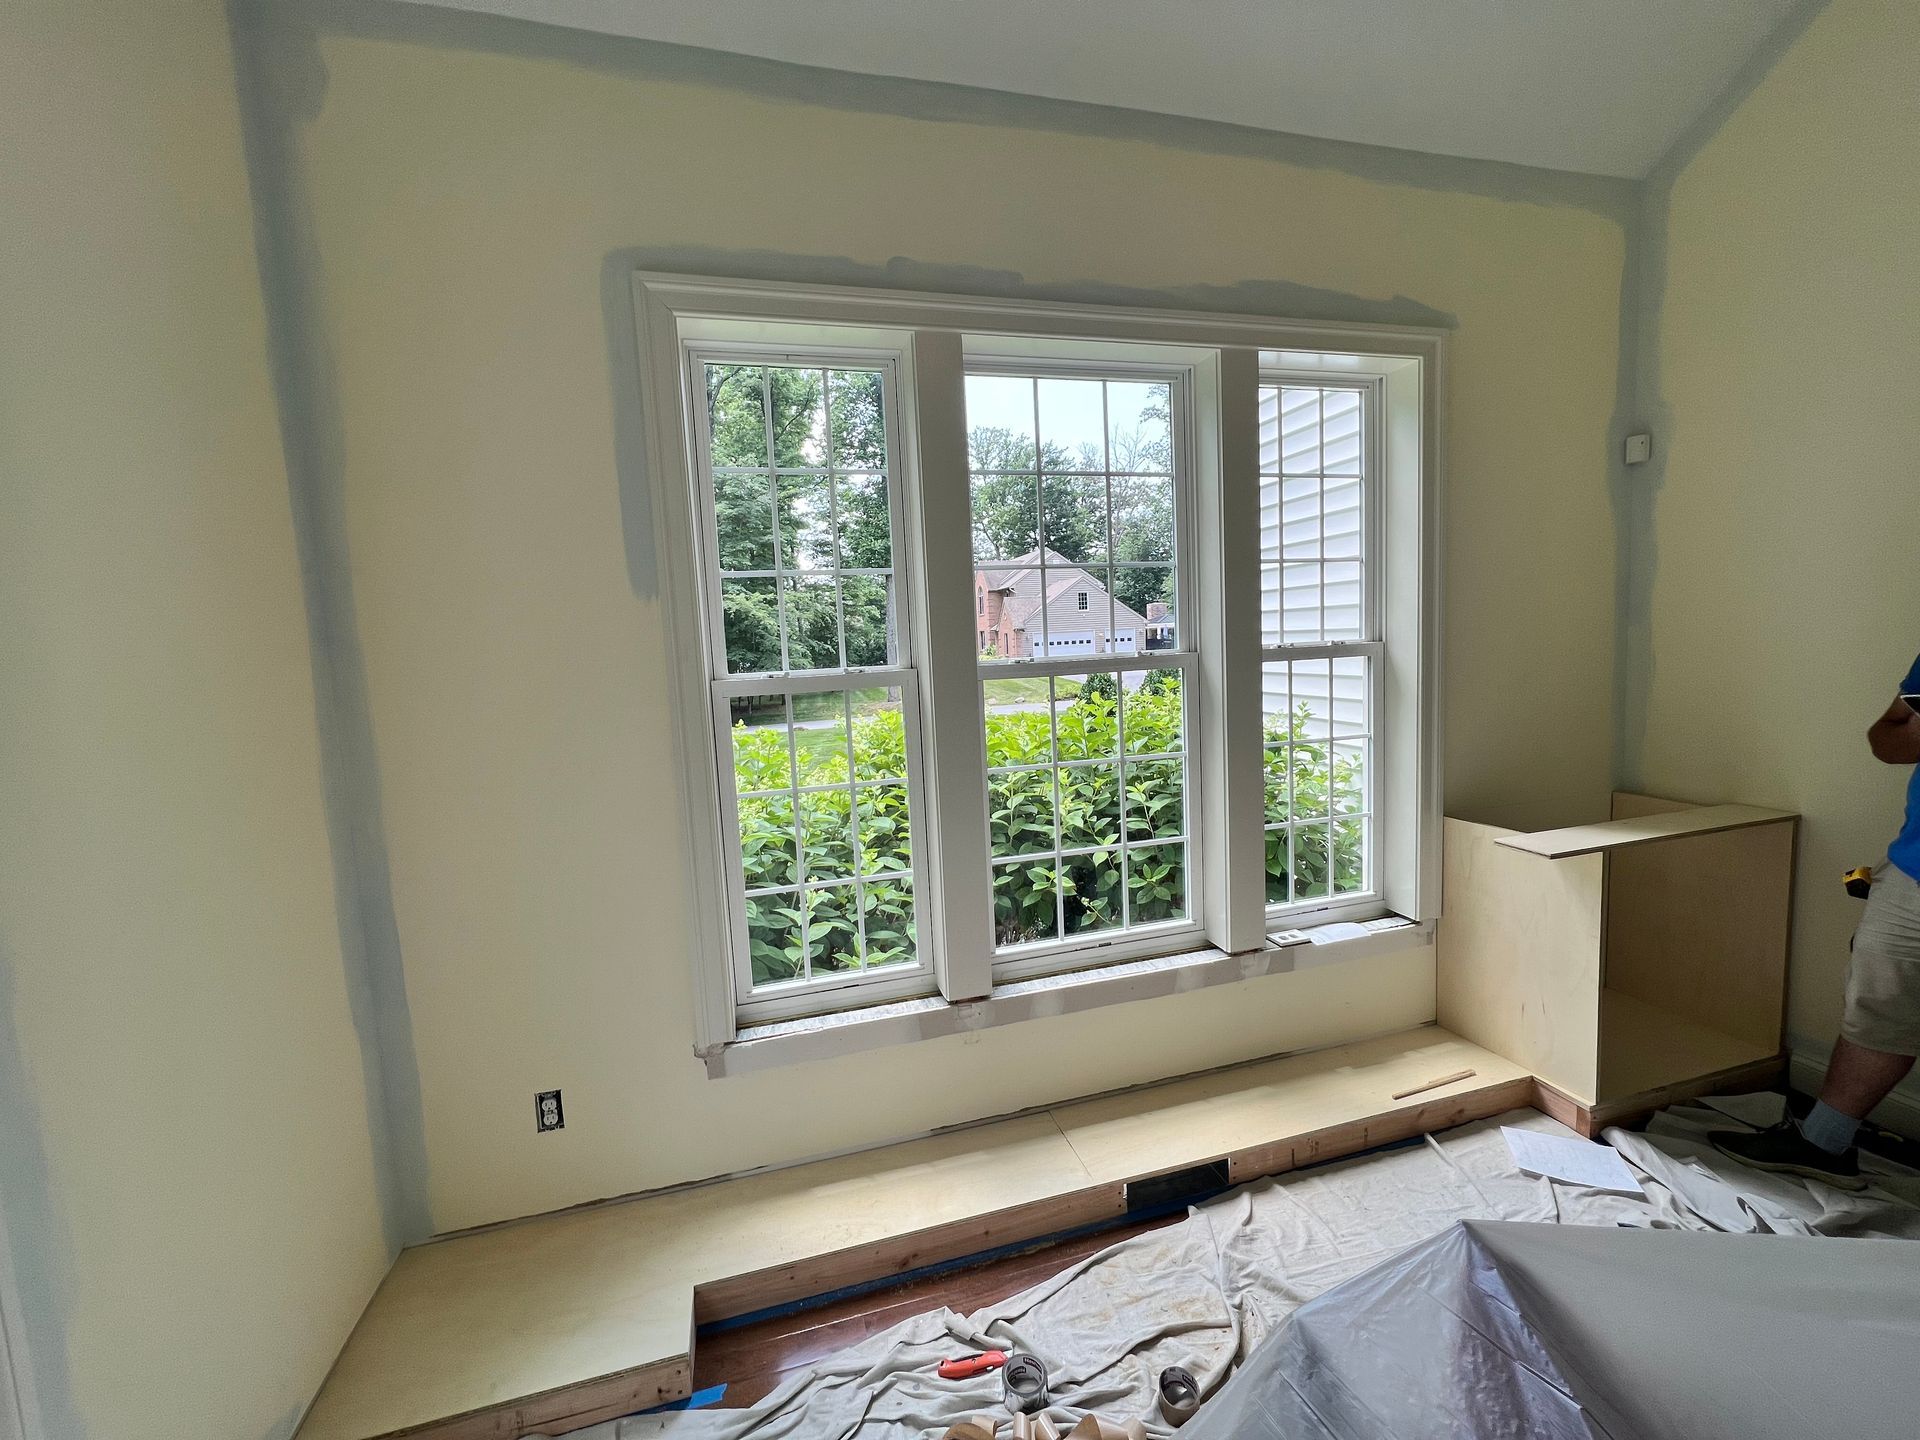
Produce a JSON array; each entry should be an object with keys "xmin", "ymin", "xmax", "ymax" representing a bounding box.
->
[
  {"xmin": 983, "ymin": 676, "xmax": 1081, "ymax": 703},
  {"xmin": 793, "ymin": 725, "xmax": 846, "ymax": 766}
]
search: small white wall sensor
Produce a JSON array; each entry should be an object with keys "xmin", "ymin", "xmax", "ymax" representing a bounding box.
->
[{"xmin": 1624, "ymin": 433, "xmax": 1653, "ymax": 465}]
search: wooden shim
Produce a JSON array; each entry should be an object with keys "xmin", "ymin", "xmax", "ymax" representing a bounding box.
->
[
  {"xmin": 1392, "ymin": 1068, "xmax": 1475, "ymax": 1100},
  {"xmin": 1494, "ymin": 803, "xmax": 1795, "ymax": 860},
  {"xmin": 1436, "ymin": 818, "xmax": 1602, "ymax": 1103}
]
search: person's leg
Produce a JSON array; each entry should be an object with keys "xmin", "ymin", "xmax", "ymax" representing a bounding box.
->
[
  {"xmin": 1819, "ymin": 1035, "xmax": 1916, "ymax": 1119},
  {"xmin": 1800, "ymin": 1036, "xmax": 1916, "ymax": 1153},
  {"xmin": 1713, "ymin": 866, "xmax": 1920, "ymax": 1186},
  {"xmin": 1811, "ymin": 864, "xmax": 1920, "ymax": 1145}
]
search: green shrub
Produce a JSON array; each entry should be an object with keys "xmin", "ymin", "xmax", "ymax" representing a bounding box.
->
[{"xmin": 731, "ymin": 685, "xmax": 1362, "ymax": 984}]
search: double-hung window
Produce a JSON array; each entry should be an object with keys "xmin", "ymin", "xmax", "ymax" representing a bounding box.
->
[
  {"xmin": 692, "ymin": 355, "xmax": 933, "ymax": 1015},
  {"xmin": 1259, "ymin": 378, "xmax": 1379, "ymax": 916},
  {"xmin": 638, "ymin": 278, "xmax": 1441, "ymax": 1047},
  {"xmin": 965, "ymin": 367, "xmax": 1199, "ymax": 974}
]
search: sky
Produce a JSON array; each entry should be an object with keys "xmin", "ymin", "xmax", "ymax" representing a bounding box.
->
[{"xmin": 963, "ymin": 374, "xmax": 1168, "ymax": 467}]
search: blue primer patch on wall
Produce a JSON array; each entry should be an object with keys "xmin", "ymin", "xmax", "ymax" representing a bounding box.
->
[{"xmin": 225, "ymin": 0, "xmax": 433, "ymax": 1250}]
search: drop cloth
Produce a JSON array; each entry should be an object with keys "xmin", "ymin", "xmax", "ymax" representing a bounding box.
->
[{"xmin": 555, "ymin": 1102, "xmax": 1918, "ymax": 1440}]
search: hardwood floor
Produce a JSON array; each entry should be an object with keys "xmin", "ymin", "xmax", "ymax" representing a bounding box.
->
[{"xmin": 693, "ymin": 1212, "xmax": 1183, "ymax": 1409}]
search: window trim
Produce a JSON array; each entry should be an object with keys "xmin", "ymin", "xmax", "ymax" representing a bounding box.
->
[{"xmin": 631, "ymin": 274, "xmax": 1444, "ymax": 1057}]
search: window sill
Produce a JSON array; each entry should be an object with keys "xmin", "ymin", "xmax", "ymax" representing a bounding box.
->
[{"xmin": 701, "ymin": 917, "xmax": 1433, "ymax": 1078}]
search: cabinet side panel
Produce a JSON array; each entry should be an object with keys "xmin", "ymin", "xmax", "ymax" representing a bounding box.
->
[{"xmin": 1437, "ymin": 818, "xmax": 1602, "ymax": 1102}]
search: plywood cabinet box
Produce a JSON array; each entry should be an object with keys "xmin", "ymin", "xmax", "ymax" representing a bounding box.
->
[{"xmin": 1438, "ymin": 791, "xmax": 1796, "ymax": 1135}]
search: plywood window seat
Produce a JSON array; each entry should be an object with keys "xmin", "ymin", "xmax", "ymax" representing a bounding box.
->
[
  {"xmin": 296, "ymin": 1027, "xmax": 1533, "ymax": 1440},
  {"xmin": 298, "ymin": 792, "xmax": 1796, "ymax": 1440}
]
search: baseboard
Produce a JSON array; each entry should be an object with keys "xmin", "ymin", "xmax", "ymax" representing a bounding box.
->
[{"xmin": 1788, "ymin": 1038, "xmax": 1920, "ymax": 1140}]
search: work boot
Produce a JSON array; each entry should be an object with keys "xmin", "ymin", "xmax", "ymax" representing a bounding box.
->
[{"xmin": 1709, "ymin": 1121, "xmax": 1868, "ymax": 1191}]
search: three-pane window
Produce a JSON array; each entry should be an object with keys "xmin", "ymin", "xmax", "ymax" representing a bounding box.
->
[{"xmin": 666, "ymin": 304, "xmax": 1419, "ymax": 1030}]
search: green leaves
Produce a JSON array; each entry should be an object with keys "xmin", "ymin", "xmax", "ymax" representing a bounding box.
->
[
  {"xmin": 735, "ymin": 682, "xmax": 1363, "ymax": 982},
  {"xmin": 1262, "ymin": 700, "xmax": 1368, "ymax": 904},
  {"xmin": 706, "ymin": 363, "xmax": 895, "ymax": 677},
  {"xmin": 984, "ymin": 683, "xmax": 1188, "ymax": 946},
  {"xmin": 1262, "ymin": 704, "xmax": 1364, "ymax": 825},
  {"xmin": 988, "ymin": 769, "xmax": 1053, "ymax": 855}
]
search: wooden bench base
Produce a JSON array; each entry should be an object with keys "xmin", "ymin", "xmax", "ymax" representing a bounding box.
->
[{"xmin": 297, "ymin": 1026, "xmax": 1533, "ymax": 1440}]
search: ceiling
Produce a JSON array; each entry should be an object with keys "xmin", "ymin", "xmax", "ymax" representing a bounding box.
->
[{"xmin": 407, "ymin": 0, "xmax": 1802, "ymax": 178}]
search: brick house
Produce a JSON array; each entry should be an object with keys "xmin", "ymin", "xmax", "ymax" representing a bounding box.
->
[{"xmin": 974, "ymin": 548, "xmax": 1155, "ymax": 658}]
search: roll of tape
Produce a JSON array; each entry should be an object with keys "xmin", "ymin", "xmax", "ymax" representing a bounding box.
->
[
  {"xmin": 1003, "ymin": 1352, "xmax": 1049, "ymax": 1415},
  {"xmin": 1157, "ymin": 1365, "xmax": 1199, "ymax": 1426}
]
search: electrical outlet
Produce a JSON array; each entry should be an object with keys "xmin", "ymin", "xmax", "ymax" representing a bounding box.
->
[{"xmin": 535, "ymin": 1089, "xmax": 564, "ymax": 1133}]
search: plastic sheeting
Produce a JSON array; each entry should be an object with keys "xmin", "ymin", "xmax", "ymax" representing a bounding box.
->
[
  {"xmin": 1185, "ymin": 1219, "xmax": 1920, "ymax": 1440},
  {"xmin": 1183, "ymin": 1222, "xmax": 1597, "ymax": 1440}
]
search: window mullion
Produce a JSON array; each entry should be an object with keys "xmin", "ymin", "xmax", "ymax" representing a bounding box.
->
[
  {"xmin": 1194, "ymin": 347, "xmax": 1268, "ymax": 954},
  {"xmin": 906, "ymin": 330, "xmax": 996, "ymax": 1000}
]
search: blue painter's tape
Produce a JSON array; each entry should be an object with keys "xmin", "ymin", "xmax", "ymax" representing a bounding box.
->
[{"xmin": 639, "ymin": 1383, "xmax": 728, "ymax": 1414}]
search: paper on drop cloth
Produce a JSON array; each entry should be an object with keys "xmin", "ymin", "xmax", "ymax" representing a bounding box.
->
[
  {"xmin": 1502, "ymin": 1126, "xmax": 1644, "ymax": 1194},
  {"xmin": 554, "ymin": 1103, "xmax": 1919, "ymax": 1440}
]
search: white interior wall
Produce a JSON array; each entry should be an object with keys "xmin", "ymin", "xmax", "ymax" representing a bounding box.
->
[
  {"xmin": 1636, "ymin": 0, "xmax": 1920, "ymax": 1117},
  {"xmin": 0, "ymin": 5, "xmax": 393, "ymax": 1435},
  {"xmin": 281, "ymin": 13, "xmax": 1627, "ymax": 1233}
]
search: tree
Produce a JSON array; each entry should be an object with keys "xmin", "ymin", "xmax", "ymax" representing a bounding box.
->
[
  {"xmin": 966, "ymin": 427, "xmax": 1105, "ymax": 563},
  {"xmin": 967, "ymin": 382, "xmax": 1174, "ymax": 617}
]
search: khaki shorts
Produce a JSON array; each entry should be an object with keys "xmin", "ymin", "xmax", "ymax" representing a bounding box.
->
[{"xmin": 1843, "ymin": 862, "xmax": 1920, "ymax": 1056}]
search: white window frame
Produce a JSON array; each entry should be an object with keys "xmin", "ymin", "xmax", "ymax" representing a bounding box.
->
[{"xmin": 631, "ymin": 274, "xmax": 1442, "ymax": 1056}]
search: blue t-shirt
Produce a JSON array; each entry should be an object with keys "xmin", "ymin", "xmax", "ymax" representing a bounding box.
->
[{"xmin": 1890, "ymin": 654, "xmax": 1920, "ymax": 883}]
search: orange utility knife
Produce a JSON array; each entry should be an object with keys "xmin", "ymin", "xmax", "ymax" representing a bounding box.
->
[{"xmin": 937, "ymin": 1350, "xmax": 1009, "ymax": 1380}]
